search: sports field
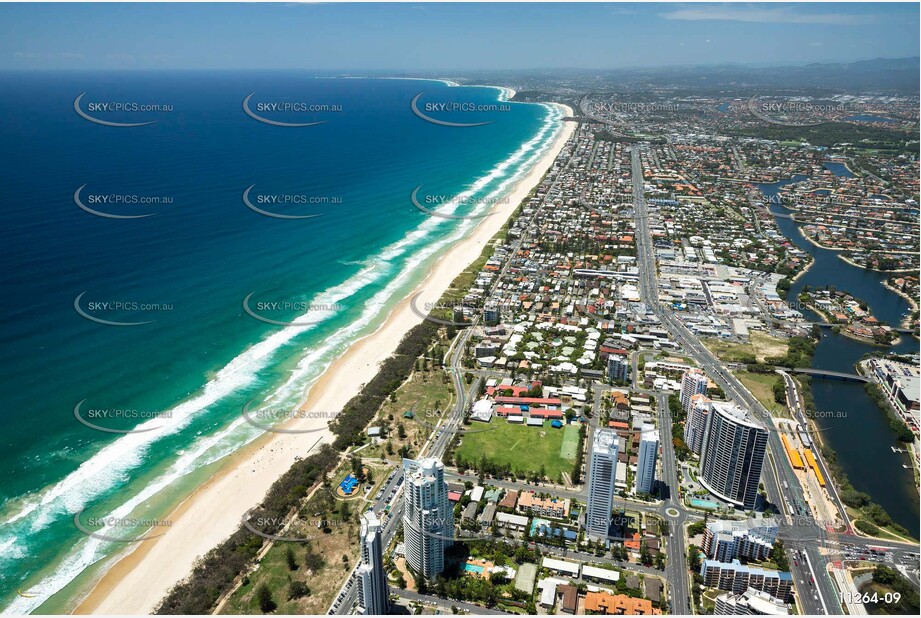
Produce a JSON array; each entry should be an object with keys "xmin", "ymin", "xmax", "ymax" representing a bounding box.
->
[
  {"xmin": 454, "ymin": 419, "xmax": 578, "ymax": 479},
  {"xmin": 559, "ymin": 424, "xmax": 580, "ymax": 459}
]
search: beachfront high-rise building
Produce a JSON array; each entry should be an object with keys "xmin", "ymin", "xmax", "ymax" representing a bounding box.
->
[
  {"xmin": 680, "ymin": 369, "xmax": 710, "ymax": 412},
  {"xmin": 684, "ymin": 394, "xmax": 713, "ymax": 454},
  {"xmin": 402, "ymin": 457, "xmax": 453, "ymax": 579},
  {"xmin": 635, "ymin": 424, "xmax": 659, "ymax": 495},
  {"xmin": 356, "ymin": 511, "xmax": 388, "ymax": 615},
  {"xmin": 699, "ymin": 402, "xmax": 768, "ymax": 510},
  {"xmin": 587, "ymin": 429, "xmax": 620, "ymax": 543}
]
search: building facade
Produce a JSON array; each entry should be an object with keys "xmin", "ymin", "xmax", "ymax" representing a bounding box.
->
[
  {"xmin": 699, "ymin": 402, "xmax": 768, "ymax": 510},
  {"xmin": 701, "ymin": 559, "xmax": 793, "ymax": 602},
  {"xmin": 587, "ymin": 429, "xmax": 620, "ymax": 543},
  {"xmin": 607, "ymin": 354, "xmax": 630, "ymax": 383},
  {"xmin": 684, "ymin": 394, "xmax": 712, "ymax": 454},
  {"xmin": 702, "ymin": 519, "xmax": 777, "ymax": 563},
  {"xmin": 357, "ymin": 511, "xmax": 388, "ymax": 615},
  {"xmin": 635, "ymin": 424, "xmax": 659, "ymax": 495},
  {"xmin": 402, "ymin": 457, "xmax": 453, "ymax": 579},
  {"xmin": 680, "ymin": 369, "xmax": 709, "ymax": 412}
]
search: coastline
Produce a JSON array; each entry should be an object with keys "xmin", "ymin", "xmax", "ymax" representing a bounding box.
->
[{"xmin": 74, "ymin": 101, "xmax": 576, "ymax": 615}]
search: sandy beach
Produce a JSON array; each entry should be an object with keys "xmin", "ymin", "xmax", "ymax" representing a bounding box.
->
[{"xmin": 75, "ymin": 102, "xmax": 575, "ymax": 615}]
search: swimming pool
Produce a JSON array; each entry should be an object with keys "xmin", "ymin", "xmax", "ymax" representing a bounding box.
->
[
  {"xmin": 464, "ymin": 563, "xmax": 485, "ymax": 574},
  {"xmin": 691, "ymin": 499, "xmax": 719, "ymax": 510}
]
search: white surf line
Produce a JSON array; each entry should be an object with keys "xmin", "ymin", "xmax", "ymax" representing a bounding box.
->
[{"xmin": 1, "ymin": 89, "xmax": 565, "ymax": 616}]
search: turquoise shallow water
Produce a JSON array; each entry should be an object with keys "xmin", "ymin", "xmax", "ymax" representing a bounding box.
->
[{"xmin": 0, "ymin": 72, "xmax": 564, "ymax": 612}]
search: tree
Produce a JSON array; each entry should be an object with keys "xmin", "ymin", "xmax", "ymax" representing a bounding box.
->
[
  {"xmin": 255, "ymin": 583, "xmax": 276, "ymax": 613},
  {"xmin": 772, "ymin": 377, "xmax": 787, "ymax": 405},
  {"xmin": 285, "ymin": 546, "xmax": 298, "ymax": 571},
  {"xmin": 639, "ymin": 541, "xmax": 653, "ymax": 566},
  {"xmin": 770, "ymin": 539, "xmax": 789, "ymax": 571},
  {"xmin": 687, "ymin": 544, "xmax": 701, "ymax": 572},
  {"xmin": 288, "ymin": 580, "xmax": 310, "ymax": 600}
]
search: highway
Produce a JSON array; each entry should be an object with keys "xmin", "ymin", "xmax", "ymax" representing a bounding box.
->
[
  {"xmin": 630, "ymin": 147, "xmax": 695, "ymax": 615},
  {"xmin": 630, "ymin": 145, "xmax": 840, "ymax": 615}
]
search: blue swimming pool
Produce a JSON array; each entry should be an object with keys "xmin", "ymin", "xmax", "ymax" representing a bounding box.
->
[
  {"xmin": 691, "ymin": 499, "xmax": 719, "ymax": 510},
  {"xmin": 464, "ymin": 564, "xmax": 484, "ymax": 574}
]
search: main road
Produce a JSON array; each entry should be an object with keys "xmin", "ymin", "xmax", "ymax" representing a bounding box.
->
[
  {"xmin": 631, "ymin": 146, "xmax": 841, "ymax": 615},
  {"xmin": 629, "ymin": 148, "xmax": 694, "ymax": 615}
]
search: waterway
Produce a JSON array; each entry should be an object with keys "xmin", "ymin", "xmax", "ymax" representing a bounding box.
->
[{"xmin": 759, "ymin": 175, "xmax": 919, "ymax": 535}]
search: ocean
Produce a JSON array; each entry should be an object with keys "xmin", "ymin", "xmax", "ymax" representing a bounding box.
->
[{"xmin": 0, "ymin": 71, "xmax": 564, "ymax": 612}]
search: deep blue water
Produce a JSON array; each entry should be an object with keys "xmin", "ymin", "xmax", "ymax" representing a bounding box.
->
[
  {"xmin": 822, "ymin": 161, "xmax": 855, "ymax": 178},
  {"xmin": 0, "ymin": 71, "xmax": 562, "ymax": 611}
]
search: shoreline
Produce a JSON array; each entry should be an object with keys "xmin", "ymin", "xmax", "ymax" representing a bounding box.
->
[
  {"xmin": 837, "ymin": 252, "xmax": 916, "ymax": 274},
  {"xmin": 881, "ymin": 279, "xmax": 920, "ymax": 313},
  {"xmin": 74, "ymin": 101, "xmax": 576, "ymax": 615},
  {"xmin": 880, "ymin": 279, "xmax": 919, "ymax": 333},
  {"xmin": 804, "ymin": 301, "xmax": 898, "ymax": 347},
  {"xmin": 788, "ymin": 256, "xmax": 815, "ymax": 284},
  {"xmin": 796, "ymin": 224, "xmax": 841, "ymax": 252}
]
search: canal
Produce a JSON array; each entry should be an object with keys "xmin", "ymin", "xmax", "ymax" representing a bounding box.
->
[{"xmin": 759, "ymin": 172, "xmax": 919, "ymax": 535}]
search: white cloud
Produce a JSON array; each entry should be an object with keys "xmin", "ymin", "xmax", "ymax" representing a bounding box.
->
[{"xmin": 660, "ymin": 6, "xmax": 872, "ymax": 26}]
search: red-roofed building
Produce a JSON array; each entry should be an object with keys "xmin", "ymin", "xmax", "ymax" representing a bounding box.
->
[
  {"xmin": 486, "ymin": 385, "xmax": 532, "ymax": 397},
  {"xmin": 494, "ymin": 396, "xmax": 562, "ymax": 407},
  {"xmin": 529, "ymin": 408, "xmax": 565, "ymax": 420},
  {"xmin": 599, "ymin": 346, "xmax": 629, "ymax": 361}
]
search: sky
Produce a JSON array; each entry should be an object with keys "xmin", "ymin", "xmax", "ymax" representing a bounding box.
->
[{"xmin": 0, "ymin": 2, "xmax": 918, "ymax": 71}]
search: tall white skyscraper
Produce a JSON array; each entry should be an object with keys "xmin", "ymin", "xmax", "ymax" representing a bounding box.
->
[
  {"xmin": 402, "ymin": 457, "xmax": 453, "ymax": 579},
  {"xmin": 699, "ymin": 402, "xmax": 768, "ymax": 510},
  {"xmin": 680, "ymin": 369, "xmax": 710, "ymax": 412},
  {"xmin": 587, "ymin": 429, "xmax": 620, "ymax": 543},
  {"xmin": 357, "ymin": 511, "xmax": 388, "ymax": 615},
  {"xmin": 684, "ymin": 394, "xmax": 713, "ymax": 454},
  {"xmin": 635, "ymin": 424, "xmax": 659, "ymax": 495}
]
